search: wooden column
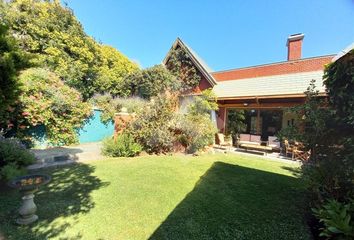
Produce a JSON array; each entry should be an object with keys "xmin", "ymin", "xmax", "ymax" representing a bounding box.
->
[
  {"xmin": 256, "ymin": 109, "xmax": 261, "ymax": 135},
  {"xmin": 217, "ymin": 107, "xmax": 226, "ymax": 133}
]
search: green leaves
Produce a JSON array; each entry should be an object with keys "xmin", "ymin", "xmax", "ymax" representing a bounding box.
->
[
  {"xmin": 0, "ymin": 24, "xmax": 30, "ymax": 131},
  {"xmin": 127, "ymin": 95, "xmax": 177, "ymax": 154},
  {"xmin": 313, "ymin": 199, "xmax": 354, "ymax": 239},
  {"xmin": 166, "ymin": 48, "xmax": 201, "ymax": 92},
  {"xmin": 123, "ymin": 64, "xmax": 180, "ymax": 99},
  {"xmin": 0, "ymin": 137, "xmax": 36, "ymax": 180},
  {"xmin": 94, "ymin": 45, "xmax": 138, "ymax": 97},
  {"xmin": 102, "ymin": 134, "xmax": 142, "ymax": 157},
  {"xmin": 14, "ymin": 68, "xmax": 92, "ymax": 146},
  {"xmin": 2, "ymin": 0, "xmax": 137, "ymax": 99},
  {"xmin": 324, "ymin": 49, "xmax": 354, "ymax": 128},
  {"xmin": 187, "ymin": 89, "xmax": 218, "ymax": 117},
  {"xmin": 226, "ymin": 109, "xmax": 246, "ymax": 137}
]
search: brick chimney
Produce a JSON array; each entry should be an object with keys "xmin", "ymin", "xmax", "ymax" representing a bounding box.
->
[{"xmin": 287, "ymin": 33, "xmax": 304, "ymax": 61}]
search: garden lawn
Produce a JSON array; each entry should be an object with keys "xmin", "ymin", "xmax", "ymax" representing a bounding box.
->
[{"xmin": 0, "ymin": 153, "xmax": 312, "ymax": 240}]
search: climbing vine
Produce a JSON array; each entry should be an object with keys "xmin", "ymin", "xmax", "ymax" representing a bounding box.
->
[{"xmin": 166, "ymin": 48, "xmax": 201, "ymax": 92}]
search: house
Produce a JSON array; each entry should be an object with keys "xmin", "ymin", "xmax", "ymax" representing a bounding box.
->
[{"xmin": 163, "ymin": 34, "xmax": 335, "ymax": 141}]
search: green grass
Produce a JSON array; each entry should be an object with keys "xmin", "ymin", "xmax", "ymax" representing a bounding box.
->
[{"xmin": 0, "ymin": 153, "xmax": 312, "ymax": 240}]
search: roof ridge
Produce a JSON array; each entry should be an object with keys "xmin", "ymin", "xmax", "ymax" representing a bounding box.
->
[
  {"xmin": 211, "ymin": 54, "xmax": 335, "ymax": 74},
  {"xmin": 163, "ymin": 38, "xmax": 217, "ymax": 86},
  {"xmin": 216, "ymin": 70, "xmax": 324, "ymax": 83}
]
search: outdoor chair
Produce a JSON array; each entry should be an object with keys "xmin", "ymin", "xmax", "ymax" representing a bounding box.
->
[
  {"xmin": 283, "ymin": 140, "xmax": 296, "ymax": 158},
  {"xmin": 292, "ymin": 143, "xmax": 311, "ymax": 161},
  {"xmin": 216, "ymin": 133, "xmax": 233, "ymax": 151},
  {"xmin": 293, "ymin": 148, "xmax": 311, "ymax": 161},
  {"xmin": 268, "ymin": 136, "xmax": 280, "ymax": 151}
]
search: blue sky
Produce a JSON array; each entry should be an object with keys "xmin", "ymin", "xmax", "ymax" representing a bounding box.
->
[{"xmin": 64, "ymin": 0, "xmax": 354, "ymax": 71}]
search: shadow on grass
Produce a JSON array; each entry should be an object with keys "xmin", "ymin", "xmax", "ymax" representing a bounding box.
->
[
  {"xmin": 281, "ymin": 165, "xmax": 303, "ymax": 178},
  {"xmin": 0, "ymin": 163, "xmax": 109, "ymax": 240},
  {"xmin": 149, "ymin": 162, "xmax": 310, "ymax": 240}
]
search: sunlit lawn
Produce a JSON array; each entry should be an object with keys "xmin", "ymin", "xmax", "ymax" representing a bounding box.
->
[{"xmin": 0, "ymin": 153, "xmax": 312, "ymax": 240}]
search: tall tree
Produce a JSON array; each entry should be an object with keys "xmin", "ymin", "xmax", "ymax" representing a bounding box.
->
[
  {"xmin": 95, "ymin": 45, "xmax": 138, "ymax": 97},
  {"xmin": 2, "ymin": 0, "xmax": 137, "ymax": 98},
  {"xmin": 0, "ymin": 24, "xmax": 29, "ymax": 131}
]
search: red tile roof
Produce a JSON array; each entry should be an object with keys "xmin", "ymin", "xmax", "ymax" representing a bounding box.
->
[{"xmin": 211, "ymin": 55, "xmax": 335, "ymax": 82}]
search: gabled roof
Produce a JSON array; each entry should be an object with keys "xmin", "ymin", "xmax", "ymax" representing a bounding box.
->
[
  {"xmin": 211, "ymin": 55, "xmax": 334, "ymax": 82},
  {"xmin": 213, "ymin": 70, "xmax": 325, "ymax": 99},
  {"xmin": 332, "ymin": 42, "xmax": 354, "ymax": 62},
  {"xmin": 163, "ymin": 38, "xmax": 217, "ymax": 86}
]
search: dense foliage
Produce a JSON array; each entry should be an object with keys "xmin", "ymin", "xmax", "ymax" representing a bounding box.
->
[
  {"xmin": 0, "ymin": 24, "xmax": 30, "ymax": 131},
  {"xmin": 1, "ymin": 0, "xmax": 137, "ymax": 99},
  {"xmin": 8, "ymin": 68, "xmax": 92, "ymax": 146},
  {"xmin": 176, "ymin": 114, "xmax": 217, "ymax": 154},
  {"xmin": 102, "ymin": 134, "xmax": 142, "ymax": 157},
  {"xmin": 91, "ymin": 94, "xmax": 147, "ymax": 125},
  {"xmin": 312, "ymin": 199, "xmax": 354, "ymax": 239},
  {"xmin": 0, "ymin": 137, "xmax": 35, "ymax": 180},
  {"xmin": 279, "ymin": 80, "xmax": 333, "ymax": 153},
  {"xmin": 95, "ymin": 45, "xmax": 139, "ymax": 97},
  {"xmin": 324, "ymin": 49, "xmax": 354, "ymax": 128},
  {"xmin": 280, "ymin": 49, "xmax": 354, "ymax": 239},
  {"xmin": 280, "ymin": 80, "xmax": 352, "ymax": 202},
  {"xmin": 123, "ymin": 64, "xmax": 180, "ymax": 99},
  {"xmin": 310, "ymin": 50, "xmax": 354, "ymax": 240},
  {"xmin": 127, "ymin": 95, "xmax": 177, "ymax": 154},
  {"xmin": 187, "ymin": 89, "xmax": 218, "ymax": 116},
  {"xmin": 226, "ymin": 110, "xmax": 247, "ymax": 142},
  {"xmin": 176, "ymin": 90, "xmax": 218, "ymax": 153},
  {"xmin": 166, "ymin": 48, "xmax": 202, "ymax": 92},
  {"xmin": 126, "ymin": 90, "xmax": 217, "ymax": 154}
]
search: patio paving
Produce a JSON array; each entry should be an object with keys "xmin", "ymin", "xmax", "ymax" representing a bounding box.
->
[
  {"xmin": 213, "ymin": 146, "xmax": 299, "ymax": 164},
  {"xmin": 29, "ymin": 142, "xmax": 104, "ymax": 170}
]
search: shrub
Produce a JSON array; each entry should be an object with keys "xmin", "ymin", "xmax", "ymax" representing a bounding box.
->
[
  {"xmin": 287, "ymin": 48, "xmax": 354, "ymax": 238},
  {"xmin": 175, "ymin": 115, "xmax": 217, "ymax": 153},
  {"xmin": 102, "ymin": 134, "xmax": 142, "ymax": 157},
  {"xmin": 5, "ymin": 68, "xmax": 92, "ymax": 146},
  {"xmin": 175, "ymin": 89, "xmax": 218, "ymax": 153},
  {"xmin": 91, "ymin": 94, "xmax": 147, "ymax": 125},
  {"xmin": 127, "ymin": 94, "xmax": 177, "ymax": 154},
  {"xmin": 187, "ymin": 89, "xmax": 218, "ymax": 116},
  {"xmin": 112, "ymin": 96, "xmax": 147, "ymax": 114},
  {"xmin": 123, "ymin": 64, "xmax": 180, "ymax": 99},
  {"xmin": 276, "ymin": 125, "xmax": 302, "ymax": 143},
  {"xmin": 0, "ymin": 137, "xmax": 36, "ymax": 180},
  {"xmin": 312, "ymin": 199, "xmax": 354, "ymax": 240},
  {"xmin": 226, "ymin": 109, "xmax": 246, "ymax": 142},
  {"xmin": 126, "ymin": 90, "xmax": 218, "ymax": 154}
]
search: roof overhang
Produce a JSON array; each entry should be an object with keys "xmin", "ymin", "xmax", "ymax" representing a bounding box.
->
[
  {"xmin": 217, "ymin": 92, "xmax": 327, "ymax": 101},
  {"xmin": 163, "ymin": 38, "xmax": 217, "ymax": 86},
  {"xmin": 332, "ymin": 42, "xmax": 354, "ymax": 62}
]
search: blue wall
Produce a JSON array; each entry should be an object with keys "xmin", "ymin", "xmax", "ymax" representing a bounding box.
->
[{"xmin": 78, "ymin": 110, "xmax": 114, "ymax": 144}]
